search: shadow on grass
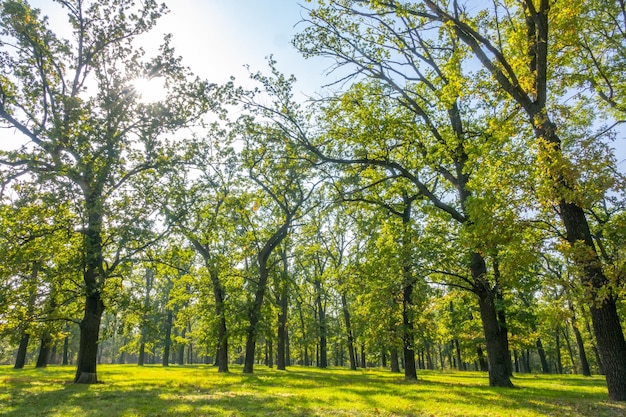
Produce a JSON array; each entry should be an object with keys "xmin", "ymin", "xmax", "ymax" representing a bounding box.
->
[{"xmin": 1, "ymin": 365, "xmax": 625, "ymax": 417}]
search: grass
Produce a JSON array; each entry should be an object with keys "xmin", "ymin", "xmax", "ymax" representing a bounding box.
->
[{"xmin": 1, "ymin": 364, "xmax": 625, "ymax": 416}]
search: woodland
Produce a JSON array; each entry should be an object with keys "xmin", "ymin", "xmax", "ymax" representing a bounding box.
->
[{"xmin": 1, "ymin": 0, "xmax": 626, "ymax": 406}]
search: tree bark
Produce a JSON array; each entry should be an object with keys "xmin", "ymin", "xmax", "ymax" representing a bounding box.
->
[
  {"xmin": 36, "ymin": 332, "xmax": 52, "ymax": 368},
  {"xmin": 473, "ymin": 254, "xmax": 513, "ymax": 387},
  {"xmin": 211, "ymin": 269, "xmax": 229, "ymax": 373},
  {"xmin": 74, "ymin": 205, "xmax": 106, "ymax": 384},
  {"xmin": 390, "ymin": 347, "xmax": 400, "ymax": 372},
  {"xmin": 277, "ymin": 249, "xmax": 289, "ymax": 371},
  {"xmin": 314, "ymin": 279, "xmax": 328, "ymax": 369},
  {"xmin": 14, "ymin": 333, "xmax": 30, "ymax": 369},
  {"xmin": 277, "ymin": 291, "xmax": 288, "ymax": 370},
  {"xmin": 341, "ymin": 293, "xmax": 357, "ymax": 371},
  {"xmin": 63, "ymin": 334, "xmax": 69, "ymax": 365},
  {"xmin": 571, "ymin": 319, "xmax": 591, "ymax": 376},
  {"xmin": 536, "ymin": 338, "xmax": 550, "ymax": 374},
  {"xmin": 162, "ymin": 310, "xmax": 173, "ymax": 367},
  {"xmin": 555, "ymin": 328, "xmax": 563, "ymax": 374},
  {"xmin": 244, "ymin": 223, "xmax": 289, "ymax": 374}
]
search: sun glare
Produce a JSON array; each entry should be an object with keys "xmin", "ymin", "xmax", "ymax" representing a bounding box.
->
[{"xmin": 132, "ymin": 77, "xmax": 168, "ymax": 103}]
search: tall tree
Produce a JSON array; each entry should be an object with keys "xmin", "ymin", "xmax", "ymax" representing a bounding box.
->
[
  {"xmin": 405, "ymin": 0, "xmax": 626, "ymax": 400},
  {"xmin": 0, "ymin": 0, "xmax": 210, "ymax": 383},
  {"xmin": 294, "ymin": 1, "xmax": 538, "ymax": 387}
]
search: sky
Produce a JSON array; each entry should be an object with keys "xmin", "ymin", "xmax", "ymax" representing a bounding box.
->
[
  {"xmin": 28, "ymin": 0, "xmax": 335, "ymax": 97},
  {"xmin": 146, "ymin": 1, "xmax": 333, "ymax": 97}
]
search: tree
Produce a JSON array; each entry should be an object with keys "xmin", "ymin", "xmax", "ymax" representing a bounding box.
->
[
  {"xmin": 0, "ymin": 0, "xmax": 210, "ymax": 383},
  {"xmin": 293, "ymin": 1, "xmax": 542, "ymax": 386},
  {"xmin": 406, "ymin": 0, "xmax": 626, "ymax": 400}
]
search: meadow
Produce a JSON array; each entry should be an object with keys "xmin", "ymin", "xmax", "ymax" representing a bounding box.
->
[{"xmin": 1, "ymin": 365, "xmax": 625, "ymax": 417}]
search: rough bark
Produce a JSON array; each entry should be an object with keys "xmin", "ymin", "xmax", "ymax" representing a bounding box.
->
[
  {"xmin": 74, "ymin": 205, "xmax": 106, "ymax": 384},
  {"xmin": 473, "ymin": 254, "xmax": 514, "ymax": 387}
]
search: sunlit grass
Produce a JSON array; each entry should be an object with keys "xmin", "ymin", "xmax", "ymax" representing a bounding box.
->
[{"xmin": 1, "ymin": 364, "xmax": 624, "ymax": 416}]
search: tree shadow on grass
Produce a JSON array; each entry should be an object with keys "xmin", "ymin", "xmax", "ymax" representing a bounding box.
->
[{"xmin": 2, "ymin": 380, "xmax": 322, "ymax": 417}]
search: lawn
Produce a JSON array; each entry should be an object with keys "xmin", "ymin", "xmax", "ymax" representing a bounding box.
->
[{"xmin": 1, "ymin": 365, "xmax": 625, "ymax": 416}]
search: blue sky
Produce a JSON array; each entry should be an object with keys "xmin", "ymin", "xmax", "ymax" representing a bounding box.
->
[
  {"xmin": 29, "ymin": 0, "xmax": 333, "ymax": 97},
  {"xmin": 152, "ymin": 1, "xmax": 332, "ymax": 96}
]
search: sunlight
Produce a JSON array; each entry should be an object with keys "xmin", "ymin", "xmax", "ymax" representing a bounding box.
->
[{"xmin": 131, "ymin": 77, "xmax": 168, "ymax": 103}]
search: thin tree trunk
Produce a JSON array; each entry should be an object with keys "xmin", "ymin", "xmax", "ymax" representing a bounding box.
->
[
  {"xmin": 454, "ymin": 339, "xmax": 463, "ymax": 371},
  {"xmin": 555, "ymin": 328, "xmax": 563, "ymax": 374},
  {"xmin": 162, "ymin": 310, "xmax": 173, "ymax": 367},
  {"xmin": 583, "ymin": 310, "xmax": 604, "ymax": 375},
  {"xmin": 314, "ymin": 279, "xmax": 328, "ymax": 369},
  {"xmin": 360, "ymin": 343, "xmax": 366, "ymax": 368},
  {"xmin": 563, "ymin": 327, "xmax": 578, "ymax": 374},
  {"xmin": 536, "ymin": 338, "xmax": 550, "ymax": 374},
  {"xmin": 277, "ymin": 248, "xmax": 289, "ymax": 370},
  {"xmin": 63, "ymin": 334, "xmax": 69, "ymax": 365},
  {"xmin": 572, "ymin": 321, "xmax": 591, "ymax": 376},
  {"xmin": 341, "ymin": 293, "xmax": 357, "ymax": 371}
]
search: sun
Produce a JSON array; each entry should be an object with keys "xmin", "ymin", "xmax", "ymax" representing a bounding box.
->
[{"xmin": 131, "ymin": 77, "xmax": 168, "ymax": 103}]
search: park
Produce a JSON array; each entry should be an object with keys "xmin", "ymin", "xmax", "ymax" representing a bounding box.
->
[{"xmin": 1, "ymin": 0, "xmax": 626, "ymax": 414}]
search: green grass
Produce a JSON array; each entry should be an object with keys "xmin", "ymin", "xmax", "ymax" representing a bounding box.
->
[{"xmin": 1, "ymin": 365, "xmax": 625, "ymax": 416}]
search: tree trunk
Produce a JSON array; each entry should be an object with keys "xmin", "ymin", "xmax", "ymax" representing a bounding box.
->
[
  {"xmin": 36, "ymin": 332, "xmax": 52, "ymax": 368},
  {"xmin": 178, "ymin": 326, "xmax": 186, "ymax": 365},
  {"xmin": 360, "ymin": 343, "xmax": 366, "ymax": 368},
  {"xmin": 472, "ymin": 253, "xmax": 513, "ymax": 387},
  {"xmin": 243, "ymin": 223, "xmax": 289, "ymax": 374},
  {"xmin": 277, "ymin": 249, "xmax": 289, "ymax": 370},
  {"xmin": 563, "ymin": 327, "xmax": 578, "ymax": 374},
  {"xmin": 63, "ymin": 334, "xmax": 69, "ymax": 365},
  {"xmin": 14, "ymin": 333, "xmax": 30, "ymax": 369},
  {"xmin": 454, "ymin": 339, "xmax": 463, "ymax": 371},
  {"xmin": 402, "ymin": 279, "xmax": 417, "ymax": 380},
  {"xmin": 555, "ymin": 328, "xmax": 563, "ymax": 374},
  {"xmin": 74, "ymin": 206, "xmax": 106, "ymax": 384},
  {"xmin": 390, "ymin": 347, "xmax": 400, "ymax": 372},
  {"xmin": 74, "ymin": 291, "xmax": 104, "ymax": 383},
  {"xmin": 536, "ymin": 338, "xmax": 550, "ymax": 374},
  {"xmin": 243, "ymin": 262, "xmax": 268, "ymax": 373},
  {"xmin": 162, "ymin": 310, "xmax": 173, "ymax": 367},
  {"xmin": 572, "ymin": 320, "xmax": 591, "ymax": 376},
  {"xmin": 138, "ymin": 268, "xmax": 154, "ymax": 367},
  {"xmin": 314, "ymin": 279, "xmax": 328, "ymax": 369},
  {"xmin": 341, "ymin": 293, "xmax": 357, "ymax": 371},
  {"xmin": 277, "ymin": 291, "xmax": 288, "ymax": 370},
  {"xmin": 211, "ymin": 269, "xmax": 229, "ymax": 373},
  {"xmin": 400, "ymin": 198, "xmax": 417, "ymax": 380},
  {"xmin": 584, "ymin": 311, "xmax": 604, "ymax": 375},
  {"xmin": 477, "ymin": 346, "xmax": 488, "ymax": 372},
  {"xmin": 537, "ymin": 112, "xmax": 626, "ymax": 399}
]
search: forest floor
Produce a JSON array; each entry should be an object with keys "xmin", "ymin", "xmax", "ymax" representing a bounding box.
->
[{"xmin": 1, "ymin": 364, "xmax": 625, "ymax": 416}]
